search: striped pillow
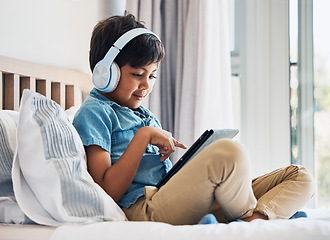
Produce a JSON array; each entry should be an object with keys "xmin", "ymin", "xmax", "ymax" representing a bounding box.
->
[
  {"xmin": 12, "ymin": 90, "xmax": 127, "ymax": 225},
  {"xmin": 0, "ymin": 110, "xmax": 17, "ymax": 199},
  {"xmin": 0, "ymin": 110, "xmax": 30, "ymax": 223}
]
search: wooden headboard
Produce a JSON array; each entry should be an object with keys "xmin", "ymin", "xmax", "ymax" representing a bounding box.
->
[{"xmin": 0, "ymin": 55, "xmax": 93, "ymax": 111}]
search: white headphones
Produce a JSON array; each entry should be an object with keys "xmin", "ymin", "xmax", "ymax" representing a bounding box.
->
[{"xmin": 92, "ymin": 28, "xmax": 160, "ymax": 93}]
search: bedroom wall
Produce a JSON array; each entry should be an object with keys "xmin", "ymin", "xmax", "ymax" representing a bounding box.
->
[{"xmin": 0, "ymin": 0, "xmax": 102, "ymax": 75}]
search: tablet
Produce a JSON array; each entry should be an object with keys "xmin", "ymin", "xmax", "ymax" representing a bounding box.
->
[{"xmin": 156, "ymin": 129, "xmax": 239, "ymax": 188}]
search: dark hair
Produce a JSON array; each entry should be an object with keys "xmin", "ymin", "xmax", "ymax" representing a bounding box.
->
[{"xmin": 89, "ymin": 14, "xmax": 165, "ymax": 72}]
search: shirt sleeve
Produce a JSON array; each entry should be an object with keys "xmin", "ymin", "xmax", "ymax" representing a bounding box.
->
[{"xmin": 72, "ymin": 101, "xmax": 113, "ymax": 153}]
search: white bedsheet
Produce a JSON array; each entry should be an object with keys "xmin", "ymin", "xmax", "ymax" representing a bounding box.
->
[
  {"xmin": 0, "ymin": 224, "xmax": 55, "ymax": 240},
  {"xmin": 1, "ymin": 209, "xmax": 330, "ymax": 240},
  {"xmin": 49, "ymin": 219, "xmax": 330, "ymax": 240},
  {"xmin": 49, "ymin": 209, "xmax": 330, "ymax": 240}
]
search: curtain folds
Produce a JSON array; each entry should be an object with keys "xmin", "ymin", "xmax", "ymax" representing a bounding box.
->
[
  {"xmin": 126, "ymin": 0, "xmax": 234, "ymax": 162},
  {"xmin": 126, "ymin": 0, "xmax": 163, "ymax": 120}
]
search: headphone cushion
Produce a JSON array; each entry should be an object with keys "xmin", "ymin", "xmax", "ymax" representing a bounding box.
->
[{"xmin": 108, "ymin": 62, "xmax": 120, "ymax": 92}]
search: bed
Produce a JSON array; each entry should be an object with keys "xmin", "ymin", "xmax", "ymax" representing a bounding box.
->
[{"xmin": 1, "ymin": 55, "xmax": 330, "ymax": 240}]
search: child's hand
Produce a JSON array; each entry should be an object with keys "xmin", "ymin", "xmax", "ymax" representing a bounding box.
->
[{"xmin": 145, "ymin": 127, "xmax": 187, "ymax": 161}]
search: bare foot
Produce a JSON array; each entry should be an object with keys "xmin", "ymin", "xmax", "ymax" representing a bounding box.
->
[{"xmin": 241, "ymin": 212, "xmax": 268, "ymax": 222}]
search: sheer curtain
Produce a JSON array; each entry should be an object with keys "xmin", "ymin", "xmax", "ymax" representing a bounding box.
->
[
  {"xmin": 126, "ymin": 0, "xmax": 163, "ymax": 121},
  {"xmin": 126, "ymin": 0, "xmax": 234, "ymax": 161}
]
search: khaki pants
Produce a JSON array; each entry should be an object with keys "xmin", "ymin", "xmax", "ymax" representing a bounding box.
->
[{"xmin": 122, "ymin": 139, "xmax": 315, "ymax": 225}]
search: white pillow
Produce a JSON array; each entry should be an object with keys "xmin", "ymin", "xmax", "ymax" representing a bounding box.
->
[
  {"xmin": 65, "ymin": 106, "xmax": 79, "ymax": 123},
  {"xmin": 12, "ymin": 89, "xmax": 127, "ymax": 225}
]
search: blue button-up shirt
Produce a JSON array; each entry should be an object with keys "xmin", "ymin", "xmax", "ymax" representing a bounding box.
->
[{"xmin": 72, "ymin": 88, "xmax": 172, "ymax": 208}]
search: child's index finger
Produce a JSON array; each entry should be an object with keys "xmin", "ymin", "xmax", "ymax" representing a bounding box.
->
[{"xmin": 174, "ymin": 139, "xmax": 187, "ymax": 149}]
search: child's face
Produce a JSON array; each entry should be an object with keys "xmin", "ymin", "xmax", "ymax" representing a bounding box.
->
[{"xmin": 106, "ymin": 62, "xmax": 158, "ymax": 109}]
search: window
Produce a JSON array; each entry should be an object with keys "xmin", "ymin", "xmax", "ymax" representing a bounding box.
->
[
  {"xmin": 290, "ymin": 0, "xmax": 330, "ymax": 209},
  {"xmin": 314, "ymin": 0, "xmax": 330, "ymax": 209},
  {"xmin": 230, "ymin": 0, "xmax": 244, "ymax": 76}
]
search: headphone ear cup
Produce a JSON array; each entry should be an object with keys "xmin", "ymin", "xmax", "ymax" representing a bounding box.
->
[
  {"xmin": 93, "ymin": 61, "xmax": 120, "ymax": 93},
  {"xmin": 108, "ymin": 62, "xmax": 120, "ymax": 92},
  {"xmin": 92, "ymin": 61, "xmax": 110, "ymax": 92}
]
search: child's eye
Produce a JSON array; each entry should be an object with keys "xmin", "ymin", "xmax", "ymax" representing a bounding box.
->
[
  {"xmin": 132, "ymin": 73, "xmax": 157, "ymax": 80},
  {"xmin": 132, "ymin": 73, "xmax": 143, "ymax": 77}
]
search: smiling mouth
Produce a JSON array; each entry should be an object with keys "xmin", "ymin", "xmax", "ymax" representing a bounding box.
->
[{"xmin": 133, "ymin": 93, "xmax": 145, "ymax": 100}]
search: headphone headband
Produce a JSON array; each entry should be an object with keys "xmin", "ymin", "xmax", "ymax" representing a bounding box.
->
[
  {"xmin": 92, "ymin": 28, "xmax": 160, "ymax": 93},
  {"xmin": 103, "ymin": 28, "xmax": 160, "ymax": 67}
]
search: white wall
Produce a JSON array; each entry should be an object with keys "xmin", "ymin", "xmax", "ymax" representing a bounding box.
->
[
  {"xmin": 0, "ymin": 0, "xmax": 101, "ymax": 74},
  {"xmin": 99, "ymin": 0, "xmax": 126, "ymax": 19}
]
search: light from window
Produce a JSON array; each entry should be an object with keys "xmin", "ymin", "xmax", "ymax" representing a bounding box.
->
[
  {"xmin": 314, "ymin": 0, "xmax": 330, "ymax": 209},
  {"xmin": 291, "ymin": 0, "xmax": 330, "ymax": 209},
  {"xmin": 289, "ymin": 0, "xmax": 299, "ymax": 165}
]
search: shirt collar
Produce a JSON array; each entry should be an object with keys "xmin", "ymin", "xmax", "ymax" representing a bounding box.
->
[{"xmin": 89, "ymin": 88, "xmax": 152, "ymax": 115}]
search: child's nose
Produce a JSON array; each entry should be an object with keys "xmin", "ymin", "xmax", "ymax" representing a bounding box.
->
[{"xmin": 140, "ymin": 76, "xmax": 150, "ymax": 89}]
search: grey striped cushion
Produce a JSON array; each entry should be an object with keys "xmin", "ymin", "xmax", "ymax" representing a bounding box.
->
[
  {"xmin": 0, "ymin": 111, "xmax": 16, "ymax": 198},
  {"xmin": 0, "ymin": 110, "xmax": 30, "ymax": 224}
]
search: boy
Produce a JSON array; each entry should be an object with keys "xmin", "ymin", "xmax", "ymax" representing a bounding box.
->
[{"xmin": 73, "ymin": 14, "xmax": 314, "ymax": 225}]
